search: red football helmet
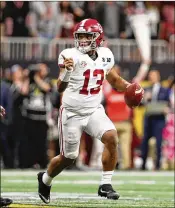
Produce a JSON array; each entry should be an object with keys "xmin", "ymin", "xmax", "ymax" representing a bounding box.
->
[{"xmin": 73, "ymin": 19, "xmax": 104, "ymax": 53}]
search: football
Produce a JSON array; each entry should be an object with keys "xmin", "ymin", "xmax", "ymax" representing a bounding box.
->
[{"xmin": 124, "ymin": 83, "xmax": 144, "ymax": 108}]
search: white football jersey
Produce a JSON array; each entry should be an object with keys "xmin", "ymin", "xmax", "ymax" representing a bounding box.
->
[{"xmin": 58, "ymin": 47, "xmax": 115, "ymax": 115}]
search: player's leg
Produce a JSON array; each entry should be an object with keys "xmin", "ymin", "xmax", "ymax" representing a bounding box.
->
[
  {"xmin": 89, "ymin": 138, "xmax": 104, "ymax": 170},
  {"xmin": 85, "ymin": 105, "xmax": 120, "ymax": 200},
  {"xmin": 38, "ymin": 107, "xmax": 83, "ymax": 204}
]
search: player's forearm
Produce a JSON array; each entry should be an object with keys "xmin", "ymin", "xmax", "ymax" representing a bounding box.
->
[
  {"xmin": 113, "ymin": 77, "xmax": 130, "ymax": 92},
  {"xmin": 57, "ymin": 65, "xmax": 73, "ymax": 93},
  {"xmin": 57, "ymin": 79, "xmax": 68, "ymax": 93},
  {"xmin": 106, "ymin": 67, "xmax": 130, "ymax": 92},
  {"xmin": 107, "ymin": 74, "xmax": 130, "ymax": 92}
]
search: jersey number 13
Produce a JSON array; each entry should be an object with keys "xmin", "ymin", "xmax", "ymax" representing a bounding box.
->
[{"xmin": 79, "ymin": 69, "xmax": 104, "ymax": 95}]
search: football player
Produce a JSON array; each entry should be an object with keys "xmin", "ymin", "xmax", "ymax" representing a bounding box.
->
[
  {"xmin": 37, "ymin": 19, "xmax": 144, "ymax": 203},
  {"xmin": 0, "ymin": 105, "xmax": 13, "ymax": 207}
]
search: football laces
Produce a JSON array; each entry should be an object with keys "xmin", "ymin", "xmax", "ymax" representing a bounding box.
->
[{"xmin": 135, "ymin": 88, "xmax": 143, "ymax": 94}]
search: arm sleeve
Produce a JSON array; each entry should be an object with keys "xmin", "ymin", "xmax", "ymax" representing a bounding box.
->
[{"xmin": 106, "ymin": 49, "xmax": 115, "ymax": 74}]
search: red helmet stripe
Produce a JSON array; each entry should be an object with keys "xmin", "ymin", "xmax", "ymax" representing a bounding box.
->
[{"xmin": 79, "ymin": 19, "xmax": 88, "ymax": 27}]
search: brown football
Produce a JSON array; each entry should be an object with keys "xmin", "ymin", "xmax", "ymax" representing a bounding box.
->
[{"xmin": 124, "ymin": 83, "xmax": 144, "ymax": 108}]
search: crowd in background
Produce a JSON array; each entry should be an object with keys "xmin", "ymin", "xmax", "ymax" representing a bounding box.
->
[
  {"xmin": 0, "ymin": 64, "xmax": 62, "ymax": 169},
  {"xmin": 0, "ymin": 1, "xmax": 174, "ymax": 41},
  {"xmin": 0, "ymin": 1, "xmax": 174, "ymax": 171}
]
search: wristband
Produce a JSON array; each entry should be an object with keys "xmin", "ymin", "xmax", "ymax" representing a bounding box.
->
[{"xmin": 59, "ymin": 68, "xmax": 73, "ymax": 82}]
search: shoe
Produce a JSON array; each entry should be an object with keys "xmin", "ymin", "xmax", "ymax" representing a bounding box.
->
[
  {"xmin": 0, "ymin": 197, "xmax": 13, "ymax": 206},
  {"xmin": 98, "ymin": 184, "xmax": 120, "ymax": 200},
  {"xmin": 37, "ymin": 172, "xmax": 51, "ymax": 204}
]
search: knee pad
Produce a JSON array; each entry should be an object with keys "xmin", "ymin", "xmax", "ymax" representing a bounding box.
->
[{"xmin": 64, "ymin": 151, "xmax": 79, "ymax": 160}]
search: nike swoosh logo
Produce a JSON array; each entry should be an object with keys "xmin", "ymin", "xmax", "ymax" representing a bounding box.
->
[
  {"xmin": 135, "ymin": 88, "xmax": 143, "ymax": 94},
  {"xmin": 100, "ymin": 188, "xmax": 110, "ymax": 194},
  {"xmin": 39, "ymin": 193, "xmax": 50, "ymax": 204}
]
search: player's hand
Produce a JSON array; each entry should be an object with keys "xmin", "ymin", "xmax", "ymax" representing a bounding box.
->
[
  {"xmin": 0, "ymin": 106, "xmax": 6, "ymax": 118},
  {"xmin": 62, "ymin": 55, "xmax": 74, "ymax": 71}
]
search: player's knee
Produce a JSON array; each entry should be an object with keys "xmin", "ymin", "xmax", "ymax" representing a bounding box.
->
[
  {"xmin": 64, "ymin": 151, "xmax": 79, "ymax": 160},
  {"xmin": 107, "ymin": 135, "xmax": 118, "ymax": 149},
  {"xmin": 61, "ymin": 155, "xmax": 75, "ymax": 166},
  {"xmin": 102, "ymin": 130, "xmax": 118, "ymax": 149}
]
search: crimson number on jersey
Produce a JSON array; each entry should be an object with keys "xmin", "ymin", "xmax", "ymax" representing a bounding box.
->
[{"xmin": 79, "ymin": 69, "xmax": 104, "ymax": 95}]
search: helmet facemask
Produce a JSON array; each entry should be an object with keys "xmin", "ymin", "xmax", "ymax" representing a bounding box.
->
[{"xmin": 74, "ymin": 32, "xmax": 100, "ymax": 53}]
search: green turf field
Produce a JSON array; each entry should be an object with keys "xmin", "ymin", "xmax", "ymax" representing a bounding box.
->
[{"xmin": 1, "ymin": 170, "xmax": 174, "ymax": 208}]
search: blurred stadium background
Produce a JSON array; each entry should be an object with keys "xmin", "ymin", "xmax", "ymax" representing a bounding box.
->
[{"xmin": 0, "ymin": 1, "xmax": 174, "ymax": 207}]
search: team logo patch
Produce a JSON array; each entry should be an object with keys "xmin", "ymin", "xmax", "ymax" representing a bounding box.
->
[{"xmin": 80, "ymin": 61, "xmax": 87, "ymax": 68}]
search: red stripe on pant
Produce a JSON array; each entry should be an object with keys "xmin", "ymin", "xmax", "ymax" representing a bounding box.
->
[
  {"xmin": 59, "ymin": 106, "xmax": 64, "ymax": 156},
  {"xmin": 58, "ymin": 107, "xmax": 62, "ymax": 154}
]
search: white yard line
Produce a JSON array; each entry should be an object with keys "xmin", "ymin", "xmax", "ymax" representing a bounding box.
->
[
  {"xmin": 0, "ymin": 192, "xmax": 152, "ymax": 201},
  {"xmin": 1, "ymin": 170, "xmax": 174, "ymax": 177},
  {"xmin": 3, "ymin": 179, "xmax": 174, "ymax": 185},
  {"xmin": 2, "ymin": 192, "xmax": 174, "ymax": 202}
]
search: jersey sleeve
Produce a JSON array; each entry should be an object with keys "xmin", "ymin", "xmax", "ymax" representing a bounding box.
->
[{"xmin": 106, "ymin": 48, "xmax": 115, "ymax": 74}]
